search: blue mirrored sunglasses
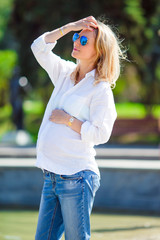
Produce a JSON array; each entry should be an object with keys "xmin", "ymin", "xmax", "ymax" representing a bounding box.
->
[{"xmin": 72, "ymin": 33, "xmax": 88, "ymax": 46}]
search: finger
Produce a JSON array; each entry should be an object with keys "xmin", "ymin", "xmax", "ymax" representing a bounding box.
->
[
  {"xmin": 89, "ymin": 22, "xmax": 98, "ymax": 29},
  {"xmin": 85, "ymin": 26, "xmax": 95, "ymax": 31},
  {"xmin": 88, "ymin": 27, "xmax": 96, "ymax": 32},
  {"xmin": 84, "ymin": 24, "xmax": 97, "ymax": 31},
  {"xmin": 85, "ymin": 20, "xmax": 98, "ymax": 29},
  {"xmin": 84, "ymin": 22, "xmax": 98, "ymax": 31},
  {"xmin": 86, "ymin": 16, "xmax": 98, "ymax": 25},
  {"xmin": 86, "ymin": 16, "xmax": 96, "ymax": 21}
]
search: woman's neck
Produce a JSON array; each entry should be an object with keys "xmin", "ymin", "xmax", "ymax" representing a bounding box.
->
[{"xmin": 77, "ymin": 61, "xmax": 95, "ymax": 81}]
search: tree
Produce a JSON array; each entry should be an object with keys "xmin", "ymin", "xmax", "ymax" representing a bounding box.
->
[
  {"xmin": 0, "ymin": 0, "xmax": 18, "ymax": 107},
  {"xmin": 8, "ymin": 0, "xmax": 160, "ymax": 113},
  {"xmin": 121, "ymin": 0, "xmax": 160, "ymax": 113}
]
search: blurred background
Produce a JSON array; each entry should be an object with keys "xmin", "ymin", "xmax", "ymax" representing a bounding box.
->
[
  {"xmin": 0, "ymin": 0, "xmax": 159, "ymax": 145},
  {"xmin": 0, "ymin": 0, "xmax": 160, "ymax": 239}
]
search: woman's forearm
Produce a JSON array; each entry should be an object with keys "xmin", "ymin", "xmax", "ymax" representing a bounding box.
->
[
  {"xmin": 44, "ymin": 23, "xmax": 73, "ymax": 43},
  {"xmin": 44, "ymin": 16, "xmax": 98, "ymax": 44}
]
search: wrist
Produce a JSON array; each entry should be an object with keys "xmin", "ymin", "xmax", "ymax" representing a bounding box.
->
[
  {"xmin": 65, "ymin": 113, "xmax": 75, "ymax": 127},
  {"xmin": 64, "ymin": 113, "xmax": 71, "ymax": 126},
  {"xmin": 64, "ymin": 23, "xmax": 74, "ymax": 33}
]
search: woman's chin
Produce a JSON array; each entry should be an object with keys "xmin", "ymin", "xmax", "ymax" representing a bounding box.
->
[{"xmin": 71, "ymin": 51, "xmax": 80, "ymax": 59}]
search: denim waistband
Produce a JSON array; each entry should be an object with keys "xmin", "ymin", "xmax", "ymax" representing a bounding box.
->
[{"xmin": 43, "ymin": 168, "xmax": 99, "ymax": 178}]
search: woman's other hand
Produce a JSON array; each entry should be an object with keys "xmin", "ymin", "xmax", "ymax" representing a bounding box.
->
[
  {"xmin": 70, "ymin": 16, "xmax": 98, "ymax": 32},
  {"xmin": 49, "ymin": 109, "xmax": 69, "ymax": 125},
  {"xmin": 49, "ymin": 108, "xmax": 83, "ymax": 134}
]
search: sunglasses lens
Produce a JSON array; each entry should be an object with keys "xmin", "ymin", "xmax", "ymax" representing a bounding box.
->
[
  {"xmin": 72, "ymin": 33, "xmax": 79, "ymax": 42},
  {"xmin": 80, "ymin": 36, "xmax": 88, "ymax": 46}
]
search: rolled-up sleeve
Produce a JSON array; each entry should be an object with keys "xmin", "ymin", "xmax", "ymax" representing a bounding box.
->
[
  {"xmin": 80, "ymin": 86, "xmax": 117, "ymax": 146},
  {"xmin": 30, "ymin": 32, "xmax": 76, "ymax": 86}
]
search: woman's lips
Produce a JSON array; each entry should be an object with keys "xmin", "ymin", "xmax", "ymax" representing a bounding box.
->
[{"xmin": 73, "ymin": 48, "xmax": 79, "ymax": 51}]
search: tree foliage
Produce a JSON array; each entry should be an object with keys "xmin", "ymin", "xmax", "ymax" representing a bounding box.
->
[
  {"xmin": 0, "ymin": 50, "xmax": 17, "ymax": 107},
  {"xmin": 0, "ymin": 0, "xmax": 18, "ymax": 107},
  {"xmin": 121, "ymin": 0, "xmax": 160, "ymax": 110},
  {"xmin": 3, "ymin": 0, "xmax": 160, "ymax": 110},
  {"xmin": 0, "ymin": 0, "xmax": 14, "ymax": 41}
]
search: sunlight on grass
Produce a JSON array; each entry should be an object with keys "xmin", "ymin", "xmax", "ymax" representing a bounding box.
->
[
  {"xmin": 22, "ymin": 100, "xmax": 160, "ymax": 119},
  {"xmin": 0, "ymin": 211, "xmax": 160, "ymax": 240},
  {"xmin": 115, "ymin": 102, "xmax": 146, "ymax": 119},
  {"xmin": 115, "ymin": 102, "xmax": 160, "ymax": 119},
  {"xmin": 23, "ymin": 100, "xmax": 44, "ymax": 115}
]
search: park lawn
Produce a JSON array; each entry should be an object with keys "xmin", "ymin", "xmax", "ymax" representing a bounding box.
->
[
  {"xmin": 23, "ymin": 100, "xmax": 160, "ymax": 119},
  {"xmin": 0, "ymin": 101, "xmax": 159, "ymax": 140},
  {"xmin": 115, "ymin": 102, "xmax": 160, "ymax": 119},
  {"xmin": 0, "ymin": 211, "xmax": 160, "ymax": 240}
]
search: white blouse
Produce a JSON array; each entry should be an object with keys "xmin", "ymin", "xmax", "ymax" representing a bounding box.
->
[{"xmin": 30, "ymin": 32, "xmax": 117, "ymax": 177}]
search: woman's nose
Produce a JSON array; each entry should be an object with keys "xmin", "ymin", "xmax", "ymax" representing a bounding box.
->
[{"xmin": 74, "ymin": 38, "xmax": 80, "ymax": 46}]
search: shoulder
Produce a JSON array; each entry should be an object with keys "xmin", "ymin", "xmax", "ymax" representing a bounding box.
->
[
  {"xmin": 93, "ymin": 81, "xmax": 112, "ymax": 96},
  {"xmin": 90, "ymin": 80, "xmax": 116, "ymax": 106}
]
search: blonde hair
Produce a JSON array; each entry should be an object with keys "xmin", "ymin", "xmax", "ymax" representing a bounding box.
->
[{"xmin": 70, "ymin": 18, "xmax": 127, "ymax": 89}]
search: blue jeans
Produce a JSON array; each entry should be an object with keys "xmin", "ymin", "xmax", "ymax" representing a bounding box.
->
[{"xmin": 35, "ymin": 169, "xmax": 100, "ymax": 240}]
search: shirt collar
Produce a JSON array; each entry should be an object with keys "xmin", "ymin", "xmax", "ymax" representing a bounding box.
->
[
  {"xmin": 67, "ymin": 67, "xmax": 96, "ymax": 79},
  {"xmin": 85, "ymin": 68, "xmax": 96, "ymax": 78}
]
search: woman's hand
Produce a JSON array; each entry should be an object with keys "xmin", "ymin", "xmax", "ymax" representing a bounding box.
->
[
  {"xmin": 69, "ymin": 16, "xmax": 98, "ymax": 32},
  {"xmin": 49, "ymin": 109, "xmax": 69, "ymax": 125},
  {"xmin": 49, "ymin": 108, "xmax": 83, "ymax": 134}
]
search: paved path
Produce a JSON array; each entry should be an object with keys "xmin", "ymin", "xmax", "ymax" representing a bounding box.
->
[
  {"xmin": 0, "ymin": 158, "xmax": 160, "ymax": 170},
  {"xmin": 0, "ymin": 145, "xmax": 159, "ymax": 160},
  {"xmin": 0, "ymin": 144, "xmax": 159, "ymax": 170}
]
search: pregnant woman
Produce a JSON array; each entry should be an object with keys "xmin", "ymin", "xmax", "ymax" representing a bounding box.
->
[{"xmin": 31, "ymin": 15, "xmax": 123, "ymax": 240}]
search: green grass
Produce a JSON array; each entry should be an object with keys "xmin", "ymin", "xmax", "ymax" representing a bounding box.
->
[
  {"xmin": 0, "ymin": 101, "xmax": 159, "ymax": 144},
  {"xmin": 23, "ymin": 100, "xmax": 45, "ymax": 115},
  {"xmin": 115, "ymin": 102, "xmax": 160, "ymax": 119},
  {"xmin": 23, "ymin": 100, "xmax": 160, "ymax": 119},
  {"xmin": 1, "ymin": 101, "xmax": 160, "ymax": 120},
  {"xmin": 0, "ymin": 211, "xmax": 160, "ymax": 240},
  {"xmin": 115, "ymin": 102, "xmax": 146, "ymax": 119}
]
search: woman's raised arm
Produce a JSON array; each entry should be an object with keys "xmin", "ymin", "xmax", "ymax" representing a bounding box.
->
[
  {"xmin": 44, "ymin": 16, "xmax": 98, "ymax": 43},
  {"xmin": 30, "ymin": 16, "xmax": 98, "ymax": 86}
]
